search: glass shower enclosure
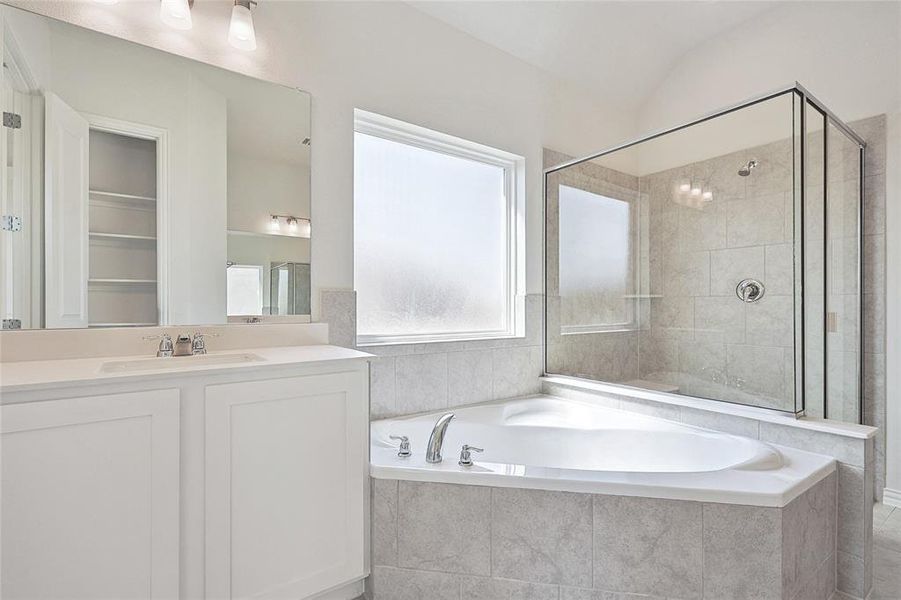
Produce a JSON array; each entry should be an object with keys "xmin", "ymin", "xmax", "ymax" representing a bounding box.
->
[{"xmin": 545, "ymin": 83, "xmax": 865, "ymax": 418}]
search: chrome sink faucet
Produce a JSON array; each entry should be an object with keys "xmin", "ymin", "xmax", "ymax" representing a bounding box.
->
[{"xmin": 425, "ymin": 412, "xmax": 455, "ymax": 463}]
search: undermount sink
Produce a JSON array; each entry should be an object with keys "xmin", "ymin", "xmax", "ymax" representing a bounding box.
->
[{"xmin": 100, "ymin": 352, "xmax": 265, "ymax": 373}]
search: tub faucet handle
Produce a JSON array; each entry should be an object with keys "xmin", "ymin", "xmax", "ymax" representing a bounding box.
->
[
  {"xmin": 389, "ymin": 435, "xmax": 412, "ymax": 458},
  {"xmin": 458, "ymin": 444, "xmax": 483, "ymax": 467}
]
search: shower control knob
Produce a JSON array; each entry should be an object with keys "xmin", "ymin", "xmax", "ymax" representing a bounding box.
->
[
  {"xmin": 458, "ymin": 444, "xmax": 483, "ymax": 467},
  {"xmin": 389, "ymin": 435, "xmax": 412, "ymax": 458},
  {"xmin": 736, "ymin": 279, "xmax": 765, "ymax": 303}
]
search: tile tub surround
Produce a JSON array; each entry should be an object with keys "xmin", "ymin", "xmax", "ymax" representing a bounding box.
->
[
  {"xmin": 319, "ymin": 289, "xmax": 544, "ymax": 419},
  {"xmin": 367, "ymin": 474, "xmax": 836, "ymax": 600},
  {"xmin": 542, "ymin": 376, "xmax": 877, "ymax": 598}
]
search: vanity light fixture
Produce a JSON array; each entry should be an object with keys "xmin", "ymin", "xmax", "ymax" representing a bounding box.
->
[
  {"xmin": 228, "ymin": 0, "xmax": 258, "ymax": 51},
  {"xmin": 270, "ymin": 214, "xmax": 311, "ymax": 237},
  {"xmin": 160, "ymin": 0, "xmax": 193, "ymax": 30}
]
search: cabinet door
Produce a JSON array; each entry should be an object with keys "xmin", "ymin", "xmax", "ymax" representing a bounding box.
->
[
  {"xmin": 205, "ymin": 370, "xmax": 368, "ymax": 600},
  {"xmin": 1, "ymin": 389, "xmax": 180, "ymax": 600}
]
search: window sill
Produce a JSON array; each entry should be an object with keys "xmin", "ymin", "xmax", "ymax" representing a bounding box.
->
[{"xmin": 357, "ymin": 332, "xmax": 526, "ymax": 349}]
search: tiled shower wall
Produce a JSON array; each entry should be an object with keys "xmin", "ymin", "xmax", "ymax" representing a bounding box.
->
[
  {"xmin": 639, "ymin": 136, "xmax": 797, "ymax": 411},
  {"xmin": 320, "ymin": 290, "xmax": 544, "ymax": 419}
]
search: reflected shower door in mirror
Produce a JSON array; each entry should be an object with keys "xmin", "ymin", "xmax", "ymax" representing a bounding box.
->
[
  {"xmin": 0, "ymin": 5, "xmax": 311, "ymax": 330},
  {"xmin": 545, "ymin": 89, "xmax": 864, "ymax": 415}
]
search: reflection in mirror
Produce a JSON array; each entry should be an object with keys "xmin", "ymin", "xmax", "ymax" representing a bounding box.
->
[{"xmin": 0, "ymin": 5, "xmax": 311, "ymax": 330}]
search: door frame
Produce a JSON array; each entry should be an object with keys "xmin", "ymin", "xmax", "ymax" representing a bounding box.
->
[{"xmin": 83, "ymin": 113, "xmax": 171, "ymax": 326}]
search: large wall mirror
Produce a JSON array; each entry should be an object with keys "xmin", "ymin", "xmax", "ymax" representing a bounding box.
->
[{"xmin": 0, "ymin": 5, "xmax": 311, "ymax": 330}]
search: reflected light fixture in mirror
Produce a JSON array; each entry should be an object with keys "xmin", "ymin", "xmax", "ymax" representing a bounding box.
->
[
  {"xmin": 160, "ymin": 0, "xmax": 193, "ymax": 30},
  {"xmin": 269, "ymin": 215, "xmax": 311, "ymax": 238},
  {"xmin": 228, "ymin": 0, "xmax": 258, "ymax": 51}
]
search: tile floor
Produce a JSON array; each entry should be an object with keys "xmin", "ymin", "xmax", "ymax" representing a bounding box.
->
[{"xmin": 874, "ymin": 502, "xmax": 901, "ymax": 599}]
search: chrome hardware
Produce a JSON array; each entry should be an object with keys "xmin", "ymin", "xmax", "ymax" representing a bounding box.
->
[
  {"xmin": 389, "ymin": 435, "xmax": 412, "ymax": 458},
  {"xmin": 173, "ymin": 334, "xmax": 193, "ymax": 356},
  {"xmin": 191, "ymin": 332, "xmax": 219, "ymax": 355},
  {"xmin": 1, "ymin": 215, "xmax": 22, "ymax": 232},
  {"xmin": 736, "ymin": 279, "xmax": 765, "ymax": 303},
  {"xmin": 425, "ymin": 413, "xmax": 455, "ymax": 463},
  {"xmin": 143, "ymin": 333, "xmax": 174, "ymax": 357},
  {"xmin": 3, "ymin": 112, "xmax": 21, "ymax": 129},
  {"xmin": 458, "ymin": 444, "xmax": 483, "ymax": 467}
]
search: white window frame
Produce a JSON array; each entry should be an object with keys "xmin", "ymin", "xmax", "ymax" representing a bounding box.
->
[
  {"xmin": 226, "ymin": 263, "xmax": 264, "ymax": 317},
  {"xmin": 557, "ymin": 185, "xmax": 640, "ymax": 335},
  {"xmin": 353, "ymin": 109, "xmax": 526, "ymax": 346}
]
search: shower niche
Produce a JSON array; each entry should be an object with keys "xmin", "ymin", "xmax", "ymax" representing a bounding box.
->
[{"xmin": 545, "ymin": 84, "xmax": 865, "ymax": 419}]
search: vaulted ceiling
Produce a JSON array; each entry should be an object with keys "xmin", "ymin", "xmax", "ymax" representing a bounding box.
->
[{"xmin": 408, "ymin": 1, "xmax": 780, "ymax": 111}]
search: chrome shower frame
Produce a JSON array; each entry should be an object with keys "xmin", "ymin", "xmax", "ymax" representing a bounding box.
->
[{"xmin": 542, "ymin": 82, "xmax": 866, "ymax": 420}]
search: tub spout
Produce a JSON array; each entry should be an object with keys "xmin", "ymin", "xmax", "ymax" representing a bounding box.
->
[{"xmin": 425, "ymin": 412, "xmax": 455, "ymax": 463}]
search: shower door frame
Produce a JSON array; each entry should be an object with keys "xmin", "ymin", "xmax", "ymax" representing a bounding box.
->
[{"xmin": 543, "ymin": 82, "xmax": 866, "ymax": 419}]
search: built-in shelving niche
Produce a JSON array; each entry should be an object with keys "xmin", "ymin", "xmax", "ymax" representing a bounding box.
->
[{"xmin": 87, "ymin": 130, "xmax": 159, "ymax": 328}]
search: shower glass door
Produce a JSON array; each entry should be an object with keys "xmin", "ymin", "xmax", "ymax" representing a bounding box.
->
[{"xmin": 545, "ymin": 88, "xmax": 867, "ymax": 415}]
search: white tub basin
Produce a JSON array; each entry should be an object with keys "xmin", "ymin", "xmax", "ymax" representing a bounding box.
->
[
  {"xmin": 370, "ymin": 395, "xmax": 836, "ymax": 507},
  {"xmin": 100, "ymin": 352, "xmax": 264, "ymax": 373}
]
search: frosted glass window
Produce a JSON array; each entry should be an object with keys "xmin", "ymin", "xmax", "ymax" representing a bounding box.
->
[
  {"xmin": 559, "ymin": 185, "xmax": 634, "ymax": 330},
  {"xmin": 354, "ymin": 121, "xmax": 520, "ymax": 344},
  {"xmin": 227, "ymin": 265, "xmax": 263, "ymax": 316}
]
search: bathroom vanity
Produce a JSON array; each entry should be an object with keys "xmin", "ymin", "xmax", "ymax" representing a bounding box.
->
[{"xmin": 0, "ymin": 327, "xmax": 371, "ymax": 600}]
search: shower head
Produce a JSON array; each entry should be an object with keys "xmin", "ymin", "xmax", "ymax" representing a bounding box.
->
[{"xmin": 738, "ymin": 159, "xmax": 759, "ymax": 177}]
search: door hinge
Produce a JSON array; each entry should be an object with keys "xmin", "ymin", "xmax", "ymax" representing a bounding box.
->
[
  {"xmin": 1, "ymin": 215, "xmax": 22, "ymax": 232},
  {"xmin": 2, "ymin": 318, "xmax": 22, "ymax": 330},
  {"xmin": 3, "ymin": 112, "xmax": 22, "ymax": 129}
]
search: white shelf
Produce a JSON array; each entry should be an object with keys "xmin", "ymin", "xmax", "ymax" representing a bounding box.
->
[
  {"xmin": 89, "ymin": 189, "xmax": 156, "ymax": 203},
  {"xmin": 89, "ymin": 232, "xmax": 157, "ymax": 242},
  {"xmin": 89, "ymin": 278, "xmax": 157, "ymax": 285}
]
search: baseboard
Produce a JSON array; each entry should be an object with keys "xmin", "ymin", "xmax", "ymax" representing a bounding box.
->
[{"xmin": 883, "ymin": 487, "xmax": 901, "ymax": 508}]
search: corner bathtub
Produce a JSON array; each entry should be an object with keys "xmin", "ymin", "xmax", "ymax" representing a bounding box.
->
[{"xmin": 370, "ymin": 395, "xmax": 835, "ymax": 507}]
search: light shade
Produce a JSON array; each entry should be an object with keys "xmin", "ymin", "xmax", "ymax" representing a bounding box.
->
[
  {"xmin": 228, "ymin": 2, "xmax": 257, "ymax": 51},
  {"xmin": 160, "ymin": 0, "xmax": 192, "ymax": 30}
]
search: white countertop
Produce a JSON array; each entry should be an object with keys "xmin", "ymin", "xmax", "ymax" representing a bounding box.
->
[{"xmin": 0, "ymin": 345, "xmax": 372, "ymax": 394}]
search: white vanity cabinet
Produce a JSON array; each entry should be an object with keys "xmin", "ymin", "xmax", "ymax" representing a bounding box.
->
[
  {"xmin": 0, "ymin": 389, "xmax": 181, "ymax": 600},
  {"xmin": 204, "ymin": 370, "xmax": 369, "ymax": 599},
  {"xmin": 0, "ymin": 347, "xmax": 371, "ymax": 600}
]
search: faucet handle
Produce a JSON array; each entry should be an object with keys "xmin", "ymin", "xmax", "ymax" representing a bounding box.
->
[
  {"xmin": 458, "ymin": 444, "xmax": 483, "ymax": 467},
  {"xmin": 191, "ymin": 331, "xmax": 220, "ymax": 355},
  {"xmin": 389, "ymin": 435, "xmax": 412, "ymax": 458},
  {"xmin": 143, "ymin": 333, "xmax": 173, "ymax": 357}
]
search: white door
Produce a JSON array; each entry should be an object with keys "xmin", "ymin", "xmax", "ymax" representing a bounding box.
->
[
  {"xmin": 1, "ymin": 390, "xmax": 180, "ymax": 600},
  {"xmin": 205, "ymin": 370, "xmax": 368, "ymax": 599},
  {"xmin": 44, "ymin": 92, "xmax": 89, "ymax": 328}
]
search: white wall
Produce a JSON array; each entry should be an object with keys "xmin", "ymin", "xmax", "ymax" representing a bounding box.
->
[
  {"xmin": 638, "ymin": 2, "xmax": 900, "ymax": 132},
  {"xmin": 227, "ymin": 154, "xmax": 309, "ymax": 235},
  {"xmin": 638, "ymin": 0, "xmax": 901, "ymax": 500},
  {"xmin": 5, "ymin": 0, "xmax": 636, "ymax": 318}
]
